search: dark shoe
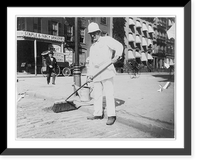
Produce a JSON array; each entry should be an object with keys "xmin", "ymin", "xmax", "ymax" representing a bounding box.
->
[
  {"xmin": 52, "ymin": 83, "xmax": 55, "ymax": 85},
  {"xmin": 87, "ymin": 115, "xmax": 104, "ymax": 120},
  {"xmin": 106, "ymin": 116, "xmax": 116, "ymax": 125}
]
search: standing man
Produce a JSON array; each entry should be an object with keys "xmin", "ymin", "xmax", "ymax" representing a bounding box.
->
[
  {"xmin": 46, "ymin": 51, "xmax": 57, "ymax": 85},
  {"xmin": 86, "ymin": 22, "xmax": 123, "ymax": 125}
]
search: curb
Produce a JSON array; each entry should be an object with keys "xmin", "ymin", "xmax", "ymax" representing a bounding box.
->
[
  {"xmin": 116, "ymin": 114, "xmax": 174, "ymax": 138},
  {"xmin": 24, "ymin": 91, "xmax": 174, "ymax": 138},
  {"xmin": 79, "ymin": 105, "xmax": 174, "ymax": 138}
]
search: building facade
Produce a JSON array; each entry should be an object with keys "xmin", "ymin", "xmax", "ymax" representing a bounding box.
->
[
  {"xmin": 17, "ymin": 17, "xmax": 65, "ymax": 74},
  {"xmin": 16, "ymin": 17, "xmax": 174, "ymax": 75},
  {"xmin": 64, "ymin": 17, "xmax": 112, "ymax": 65},
  {"xmin": 124, "ymin": 17, "xmax": 175, "ymax": 71},
  {"xmin": 17, "ymin": 17, "xmax": 111, "ymax": 74}
]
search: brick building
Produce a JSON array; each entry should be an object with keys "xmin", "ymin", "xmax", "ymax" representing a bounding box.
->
[
  {"xmin": 16, "ymin": 17, "xmax": 174, "ymax": 75},
  {"xmin": 125, "ymin": 17, "xmax": 175, "ymax": 71},
  {"xmin": 17, "ymin": 17, "xmax": 112, "ymax": 75}
]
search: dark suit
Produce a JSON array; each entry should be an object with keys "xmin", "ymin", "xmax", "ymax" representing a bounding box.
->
[{"xmin": 46, "ymin": 56, "xmax": 57, "ymax": 84}]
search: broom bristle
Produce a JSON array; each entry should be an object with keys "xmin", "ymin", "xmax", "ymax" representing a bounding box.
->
[{"xmin": 52, "ymin": 100, "xmax": 77, "ymax": 113}]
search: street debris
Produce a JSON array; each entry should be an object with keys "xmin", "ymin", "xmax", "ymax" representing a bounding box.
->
[
  {"xmin": 157, "ymin": 81, "xmax": 171, "ymax": 92},
  {"xmin": 17, "ymin": 92, "xmax": 26, "ymax": 102},
  {"xmin": 157, "ymin": 85, "xmax": 163, "ymax": 92},
  {"xmin": 163, "ymin": 81, "xmax": 171, "ymax": 89}
]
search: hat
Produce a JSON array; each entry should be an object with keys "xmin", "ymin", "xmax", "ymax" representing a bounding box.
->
[
  {"xmin": 49, "ymin": 50, "xmax": 54, "ymax": 55},
  {"xmin": 88, "ymin": 22, "xmax": 101, "ymax": 34}
]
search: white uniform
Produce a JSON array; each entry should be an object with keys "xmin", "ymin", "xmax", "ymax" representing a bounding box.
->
[{"xmin": 87, "ymin": 36, "xmax": 123, "ymax": 117}]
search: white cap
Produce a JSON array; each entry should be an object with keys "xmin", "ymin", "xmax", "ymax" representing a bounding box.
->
[{"xmin": 88, "ymin": 22, "xmax": 101, "ymax": 34}]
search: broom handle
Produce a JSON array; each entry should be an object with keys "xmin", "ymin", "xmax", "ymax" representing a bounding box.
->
[
  {"xmin": 91, "ymin": 62, "xmax": 113, "ymax": 80},
  {"xmin": 65, "ymin": 82, "xmax": 88, "ymax": 101},
  {"xmin": 65, "ymin": 62, "xmax": 113, "ymax": 102}
]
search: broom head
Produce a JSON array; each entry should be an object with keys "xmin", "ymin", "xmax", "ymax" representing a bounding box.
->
[{"xmin": 52, "ymin": 100, "xmax": 77, "ymax": 113}]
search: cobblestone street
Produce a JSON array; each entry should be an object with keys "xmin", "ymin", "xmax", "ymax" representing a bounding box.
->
[{"xmin": 17, "ymin": 95, "xmax": 154, "ymax": 138}]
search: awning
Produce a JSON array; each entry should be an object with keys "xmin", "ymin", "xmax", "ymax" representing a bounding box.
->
[
  {"xmin": 129, "ymin": 18, "xmax": 135, "ymax": 26},
  {"xmin": 128, "ymin": 33, "xmax": 135, "ymax": 42},
  {"xmin": 142, "ymin": 37, "xmax": 148, "ymax": 46},
  {"xmin": 136, "ymin": 35, "xmax": 141, "ymax": 43},
  {"xmin": 141, "ymin": 52, "xmax": 147, "ymax": 61},
  {"xmin": 17, "ymin": 30, "xmax": 65, "ymax": 42},
  {"xmin": 135, "ymin": 51, "xmax": 142, "ymax": 58},
  {"xmin": 148, "ymin": 39, "xmax": 153, "ymax": 46},
  {"xmin": 147, "ymin": 53, "xmax": 153, "ymax": 60},
  {"xmin": 168, "ymin": 19, "xmax": 172, "ymax": 26},
  {"xmin": 41, "ymin": 50, "xmax": 50, "ymax": 55},
  {"xmin": 128, "ymin": 50, "xmax": 135, "ymax": 59},
  {"xmin": 148, "ymin": 25, "xmax": 154, "ymax": 33},
  {"xmin": 169, "ymin": 59, "xmax": 175, "ymax": 65},
  {"xmin": 136, "ymin": 20, "xmax": 142, "ymax": 28},
  {"xmin": 167, "ymin": 23, "xmax": 175, "ymax": 39},
  {"xmin": 142, "ymin": 23, "xmax": 148, "ymax": 31}
]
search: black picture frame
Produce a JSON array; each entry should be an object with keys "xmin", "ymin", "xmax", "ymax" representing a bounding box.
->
[{"xmin": 3, "ymin": 2, "xmax": 191, "ymax": 156}]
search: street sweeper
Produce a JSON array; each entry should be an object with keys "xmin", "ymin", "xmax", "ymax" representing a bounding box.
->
[
  {"xmin": 86, "ymin": 22, "xmax": 123, "ymax": 125},
  {"xmin": 52, "ymin": 22, "xmax": 123, "ymax": 126}
]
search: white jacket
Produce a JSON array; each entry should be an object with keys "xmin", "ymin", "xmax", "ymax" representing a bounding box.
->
[{"xmin": 87, "ymin": 36, "xmax": 123, "ymax": 82}]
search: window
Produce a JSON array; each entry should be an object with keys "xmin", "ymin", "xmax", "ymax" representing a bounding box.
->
[
  {"xmin": 38, "ymin": 18, "xmax": 41, "ymax": 33},
  {"xmin": 48, "ymin": 20, "xmax": 59, "ymax": 36},
  {"xmin": 17, "ymin": 18, "xmax": 25, "ymax": 30},
  {"xmin": 52, "ymin": 22, "xmax": 58, "ymax": 35},
  {"xmin": 64, "ymin": 25, "xmax": 73, "ymax": 42},
  {"xmin": 100, "ymin": 17, "xmax": 107, "ymax": 25},
  {"xmin": 33, "ymin": 18, "xmax": 41, "ymax": 33},
  {"xmin": 80, "ymin": 28, "xmax": 85, "ymax": 43}
]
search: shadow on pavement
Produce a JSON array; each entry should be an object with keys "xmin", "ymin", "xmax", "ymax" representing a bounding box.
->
[
  {"xmin": 115, "ymin": 98, "xmax": 125, "ymax": 107},
  {"xmin": 152, "ymin": 74, "xmax": 174, "ymax": 82},
  {"xmin": 102, "ymin": 97, "xmax": 125, "ymax": 108}
]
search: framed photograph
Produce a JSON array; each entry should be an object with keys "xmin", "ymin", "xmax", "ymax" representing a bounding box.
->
[{"xmin": 3, "ymin": 2, "xmax": 191, "ymax": 156}]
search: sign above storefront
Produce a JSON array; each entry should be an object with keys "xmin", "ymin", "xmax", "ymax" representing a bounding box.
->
[{"xmin": 17, "ymin": 31, "xmax": 65, "ymax": 42}]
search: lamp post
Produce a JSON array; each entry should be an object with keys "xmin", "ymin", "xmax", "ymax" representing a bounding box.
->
[
  {"xmin": 73, "ymin": 17, "xmax": 81, "ymax": 87},
  {"xmin": 34, "ymin": 39, "xmax": 37, "ymax": 76}
]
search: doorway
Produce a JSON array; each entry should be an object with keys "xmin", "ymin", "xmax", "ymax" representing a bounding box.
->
[{"xmin": 17, "ymin": 40, "xmax": 50, "ymax": 74}]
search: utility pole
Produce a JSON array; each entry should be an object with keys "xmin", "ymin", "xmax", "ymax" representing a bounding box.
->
[
  {"xmin": 34, "ymin": 39, "xmax": 37, "ymax": 76},
  {"xmin": 110, "ymin": 17, "xmax": 113, "ymax": 37},
  {"xmin": 74, "ymin": 17, "xmax": 81, "ymax": 87}
]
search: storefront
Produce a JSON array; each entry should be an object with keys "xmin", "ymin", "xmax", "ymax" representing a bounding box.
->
[{"xmin": 17, "ymin": 31, "xmax": 65, "ymax": 75}]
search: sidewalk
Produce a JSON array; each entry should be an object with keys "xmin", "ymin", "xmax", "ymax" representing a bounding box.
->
[{"xmin": 17, "ymin": 72, "xmax": 174, "ymax": 138}]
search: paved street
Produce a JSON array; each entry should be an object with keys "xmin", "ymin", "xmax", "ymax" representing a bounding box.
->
[
  {"xmin": 17, "ymin": 72, "xmax": 174, "ymax": 138},
  {"xmin": 17, "ymin": 96, "xmax": 153, "ymax": 138}
]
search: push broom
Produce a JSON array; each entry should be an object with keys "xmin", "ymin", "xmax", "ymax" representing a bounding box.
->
[{"xmin": 52, "ymin": 62, "xmax": 114, "ymax": 113}]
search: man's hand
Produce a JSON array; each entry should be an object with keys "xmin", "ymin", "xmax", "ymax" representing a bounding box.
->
[
  {"xmin": 49, "ymin": 65, "xmax": 53, "ymax": 68},
  {"xmin": 111, "ymin": 56, "xmax": 121, "ymax": 64},
  {"xmin": 87, "ymin": 76, "xmax": 93, "ymax": 83},
  {"xmin": 111, "ymin": 58, "xmax": 118, "ymax": 64}
]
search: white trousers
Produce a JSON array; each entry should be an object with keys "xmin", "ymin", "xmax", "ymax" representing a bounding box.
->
[{"xmin": 93, "ymin": 78, "xmax": 116, "ymax": 117}]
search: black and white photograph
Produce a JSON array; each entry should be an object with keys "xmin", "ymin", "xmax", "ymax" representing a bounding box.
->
[
  {"xmin": 4, "ymin": 4, "xmax": 192, "ymax": 157},
  {"xmin": 16, "ymin": 16, "xmax": 175, "ymax": 139}
]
